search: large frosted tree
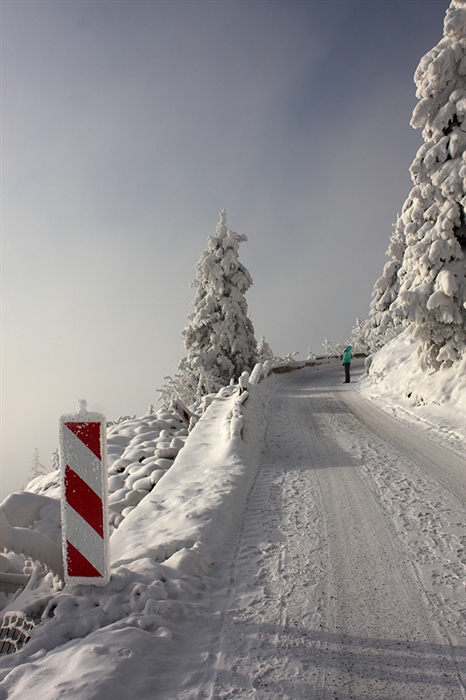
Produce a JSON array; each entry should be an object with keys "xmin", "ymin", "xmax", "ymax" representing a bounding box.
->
[
  {"xmin": 180, "ymin": 210, "xmax": 257, "ymax": 397},
  {"xmin": 363, "ymin": 0, "xmax": 466, "ymax": 368}
]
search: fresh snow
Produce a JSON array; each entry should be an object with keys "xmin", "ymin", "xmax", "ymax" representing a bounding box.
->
[
  {"xmin": 0, "ymin": 355, "xmax": 464, "ymax": 699},
  {"xmin": 362, "ymin": 329, "xmax": 466, "ymax": 452}
]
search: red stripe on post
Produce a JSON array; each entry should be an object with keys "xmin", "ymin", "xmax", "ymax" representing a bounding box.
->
[
  {"xmin": 65, "ymin": 466, "xmax": 104, "ymax": 538},
  {"xmin": 66, "ymin": 541, "xmax": 103, "ymax": 578},
  {"xmin": 65, "ymin": 422, "xmax": 102, "ymax": 460}
]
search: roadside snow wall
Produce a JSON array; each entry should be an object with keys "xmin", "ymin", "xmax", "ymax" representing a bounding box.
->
[
  {"xmin": 110, "ymin": 367, "xmax": 276, "ymax": 566},
  {"xmin": 361, "ymin": 329, "xmax": 466, "ymax": 444}
]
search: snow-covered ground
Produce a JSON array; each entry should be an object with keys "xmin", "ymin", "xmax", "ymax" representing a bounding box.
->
[
  {"xmin": 0, "ymin": 348, "xmax": 465, "ymax": 699},
  {"xmin": 361, "ymin": 329, "xmax": 466, "ymax": 453}
]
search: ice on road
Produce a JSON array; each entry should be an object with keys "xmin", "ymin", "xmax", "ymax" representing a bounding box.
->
[{"xmin": 197, "ymin": 362, "xmax": 465, "ymax": 700}]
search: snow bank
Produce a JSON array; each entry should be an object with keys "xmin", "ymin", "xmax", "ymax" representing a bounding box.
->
[
  {"xmin": 0, "ymin": 372, "xmax": 277, "ymax": 698},
  {"xmin": 361, "ymin": 329, "xmax": 466, "ymax": 446},
  {"xmin": 111, "ymin": 378, "xmax": 275, "ymax": 567}
]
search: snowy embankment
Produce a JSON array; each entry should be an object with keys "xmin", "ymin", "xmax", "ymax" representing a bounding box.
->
[
  {"xmin": 0, "ymin": 369, "xmax": 277, "ymax": 698},
  {"xmin": 361, "ymin": 329, "xmax": 466, "ymax": 450},
  {"xmin": 110, "ymin": 376, "xmax": 274, "ymax": 570}
]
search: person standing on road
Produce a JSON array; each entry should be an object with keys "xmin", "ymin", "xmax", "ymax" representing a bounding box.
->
[{"xmin": 342, "ymin": 345, "xmax": 353, "ymax": 383}]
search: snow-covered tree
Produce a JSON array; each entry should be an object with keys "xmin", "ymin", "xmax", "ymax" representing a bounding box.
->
[
  {"xmin": 50, "ymin": 449, "xmax": 60, "ymax": 472},
  {"xmin": 256, "ymin": 335, "xmax": 301, "ymax": 365},
  {"xmin": 257, "ymin": 335, "xmax": 273, "ymax": 362},
  {"xmin": 362, "ymin": 1, "xmax": 466, "ymax": 368},
  {"xmin": 350, "ymin": 318, "xmax": 371, "ymax": 355},
  {"xmin": 28, "ymin": 448, "xmax": 47, "ymax": 481},
  {"xmin": 159, "ymin": 358, "xmax": 204, "ymax": 409},
  {"xmin": 362, "ymin": 214, "xmax": 406, "ymax": 353},
  {"xmin": 178, "ymin": 211, "xmax": 257, "ymax": 399},
  {"xmin": 321, "ymin": 339, "xmax": 347, "ymax": 358}
]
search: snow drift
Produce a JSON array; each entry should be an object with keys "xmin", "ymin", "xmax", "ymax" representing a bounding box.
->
[{"xmin": 361, "ymin": 329, "xmax": 466, "ymax": 447}]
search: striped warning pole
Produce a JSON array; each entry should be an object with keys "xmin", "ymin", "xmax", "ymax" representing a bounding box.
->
[{"xmin": 59, "ymin": 400, "xmax": 110, "ymax": 586}]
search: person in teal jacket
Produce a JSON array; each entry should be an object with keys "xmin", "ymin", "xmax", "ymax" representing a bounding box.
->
[{"xmin": 342, "ymin": 345, "xmax": 353, "ymax": 383}]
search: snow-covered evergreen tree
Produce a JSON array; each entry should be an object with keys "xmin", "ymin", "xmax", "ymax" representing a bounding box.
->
[
  {"xmin": 363, "ymin": 1, "xmax": 466, "ymax": 367},
  {"xmin": 159, "ymin": 358, "xmax": 204, "ymax": 409},
  {"xmin": 322, "ymin": 338, "xmax": 333, "ymax": 357},
  {"xmin": 351, "ymin": 318, "xmax": 371, "ymax": 355},
  {"xmin": 256, "ymin": 335, "xmax": 300, "ymax": 365},
  {"xmin": 179, "ymin": 210, "xmax": 257, "ymax": 398},
  {"xmin": 362, "ymin": 214, "xmax": 406, "ymax": 352},
  {"xmin": 51, "ymin": 449, "xmax": 60, "ymax": 471},
  {"xmin": 256, "ymin": 335, "xmax": 277, "ymax": 363},
  {"xmin": 28, "ymin": 448, "xmax": 47, "ymax": 481}
]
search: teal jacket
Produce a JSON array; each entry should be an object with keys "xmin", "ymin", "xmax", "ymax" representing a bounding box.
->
[{"xmin": 342, "ymin": 346, "xmax": 353, "ymax": 364}]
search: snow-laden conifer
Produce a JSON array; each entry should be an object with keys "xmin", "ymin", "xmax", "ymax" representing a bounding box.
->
[
  {"xmin": 28, "ymin": 448, "xmax": 47, "ymax": 481},
  {"xmin": 362, "ymin": 214, "xmax": 406, "ymax": 353},
  {"xmin": 257, "ymin": 335, "xmax": 273, "ymax": 363},
  {"xmin": 364, "ymin": 0, "xmax": 466, "ymax": 367},
  {"xmin": 179, "ymin": 210, "xmax": 257, "ymax": 399},
  {"xmin": 351, "ymin": 318, "xmax": 371, "ymax": 355}
]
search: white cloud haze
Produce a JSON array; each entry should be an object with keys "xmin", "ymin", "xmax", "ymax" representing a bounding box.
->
[{"xmin": 1, "ymin": 0, "xmax": 450, "ymax": 496}]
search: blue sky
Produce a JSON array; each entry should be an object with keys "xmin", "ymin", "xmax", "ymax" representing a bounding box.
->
[{"xmin": 1, "ymin": 0, "xmax": 450, "ymax": 496}]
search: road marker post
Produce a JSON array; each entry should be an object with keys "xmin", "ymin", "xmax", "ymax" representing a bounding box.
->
[
  {"xmin": 173, "ymin": 398, "xmax": 194, "ymax": 426},
  {"xmin": 59, "ymin": 400, "xmax": 110, "ymax": 586}
]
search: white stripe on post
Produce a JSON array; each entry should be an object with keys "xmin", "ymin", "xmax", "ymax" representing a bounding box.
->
[
  {"xmin": 59, "ymin": 400, "xmax": 110, "ymax": 586},
  {"xmin": 62, "ymin": 425, "xmax": 103, "ymax": 496},
  {"xmin": 65, "ymin": 507, "xmax": 108, "ymax": 577}
]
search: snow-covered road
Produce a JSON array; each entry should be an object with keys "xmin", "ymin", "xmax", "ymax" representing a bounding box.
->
[{"xmin": 192, "ymin": 362, "xmax": 465, "ymax": 700}]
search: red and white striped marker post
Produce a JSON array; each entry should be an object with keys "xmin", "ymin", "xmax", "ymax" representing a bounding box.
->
[{"xmin": 59, "ymin": 400, "xmax": 110, "ymax": 586}]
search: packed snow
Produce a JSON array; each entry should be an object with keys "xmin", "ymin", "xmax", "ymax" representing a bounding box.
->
[{"xmin": 0, "ymin": 364, "xmax": 276, "ymax": 692}]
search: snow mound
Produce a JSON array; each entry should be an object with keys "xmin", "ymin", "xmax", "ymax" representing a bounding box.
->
[
  {"xmin": 105, "ymin": 410, "xmax": 190, "ymax": 529},
  {"xmin": 361, "ymin": 329, "xmax": 466, "ymax": 445}
]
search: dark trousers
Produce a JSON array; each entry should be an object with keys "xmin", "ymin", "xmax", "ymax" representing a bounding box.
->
[{"xmin": 344, "ymin": 362, "xmax": 350, "ymax": 383}]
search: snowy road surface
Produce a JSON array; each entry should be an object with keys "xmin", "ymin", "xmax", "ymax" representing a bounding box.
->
[
  {"xmin": 5, "ymin": 362, "xmax": 462, "ymax": 699},
  {"xmin": 181, "ymin": 361, "xmax": 466, "ymax": 700}
]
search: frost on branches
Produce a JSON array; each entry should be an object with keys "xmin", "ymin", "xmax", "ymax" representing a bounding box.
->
[
  {"xmin": 257, "ymin": 335, "xmax": 285, "ymax": 364},
  {"xmin": 166, "ymin": 211, "xmax": 258, "ymax": 405},
  {"xmin": 364, "ymin": 0, "xmax": 466, "ymax": 369},
  {"xmin": 363, "ymin": 214, "xmax": 406, "ymax": 353}
]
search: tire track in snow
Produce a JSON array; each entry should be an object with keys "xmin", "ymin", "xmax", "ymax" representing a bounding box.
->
[
  {"xmin": 202, "ymin": 364, "xmax": 465, "ymax": 700},
  {"xmin": 200, "ymin": 390, "xmax": 331, "ymax": 699},
  {"xmin": 324, "ymin": 372, "xmax": 465, "ymax": 645},
  {"xmin": 341, "ymin": 387, "xmax": 466, "ymax": 504}
]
